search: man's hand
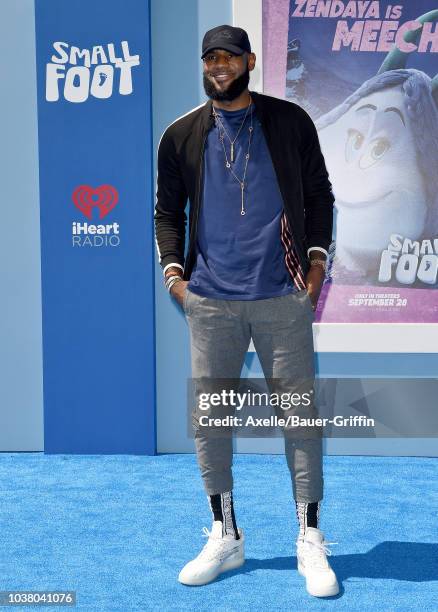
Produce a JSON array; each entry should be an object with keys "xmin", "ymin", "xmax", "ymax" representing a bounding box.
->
[
  {"xmin": 164, "ymin": 266, "xmax": 187, "ymax": 308},
  {"xmin": 305, "ymin": 263, "xmax": 325, "ymax": 310},
  {"xmin": 170, "ymin": 279, "xmax": 189, "ymax": 309}
]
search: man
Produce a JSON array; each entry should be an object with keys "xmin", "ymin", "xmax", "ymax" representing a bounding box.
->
[{"xmin": 154, "ymin": 25, "xmax": 339, "ymax": 597}]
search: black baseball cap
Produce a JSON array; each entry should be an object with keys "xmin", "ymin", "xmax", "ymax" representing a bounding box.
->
[{"xmin": 201, "ymin": 25, "xmax": 251, "ymax": 59}]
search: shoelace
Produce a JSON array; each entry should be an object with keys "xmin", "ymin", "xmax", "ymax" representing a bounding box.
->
[
  {"xmin": 202, "ymin": 526, "xmax": 215, "ymax": 539},
  {"xmin": 197, "ymin": 526, "xmax": 230, "ymax": 562},
  {"xmin": 303, "ymin": 539, "xmax": 338, "ymax": 569}
]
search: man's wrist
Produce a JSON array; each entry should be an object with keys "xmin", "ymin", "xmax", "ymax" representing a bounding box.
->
[
  {"xmin": 164, "ymin": 268, "xmax": 184, "ymax": 280},
  {"xmin": 309, "ymin": 259, "xmax": 326, "ymax": 272},
  {"xmin": 308, "ymin": 248, "xmax": 327, "ymax": 272},
  {"xmin": 165, "ymin": 274, "xmax": 183, "ymax": 293}
]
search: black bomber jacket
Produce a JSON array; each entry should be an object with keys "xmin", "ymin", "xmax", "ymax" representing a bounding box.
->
[{"xmin": 154, "ymin": 90, "xmax": 335, "ymax": 280}]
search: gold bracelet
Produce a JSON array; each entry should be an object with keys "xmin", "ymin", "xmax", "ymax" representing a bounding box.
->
[{"xmin": 309, "ymin": 258, "xmax": 327, "ymax": 271}]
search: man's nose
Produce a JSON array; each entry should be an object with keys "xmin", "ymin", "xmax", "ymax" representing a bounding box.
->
[{"xmin": 214, "ymin": 56, "xmax": 230, "ymax": 69}]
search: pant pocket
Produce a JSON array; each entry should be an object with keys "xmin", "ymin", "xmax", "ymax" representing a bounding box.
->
[
  {"xmin": 183, "ymin": 287, "xmax": 191, "ymax": 314},
  {"xmin": 294, "ymin": 289, "xmax": 315, "ymax": 321},
  {"xmin": 305, "ymin": 291, "xmax": 315, "ymax": 320}
]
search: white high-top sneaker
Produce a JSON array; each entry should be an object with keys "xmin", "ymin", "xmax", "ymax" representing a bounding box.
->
[
  {"xmin": 178, "ymin": 521, "xmax": 245, "ymax": 586},
  {"xmin": 296, "ymin": 527, "xmax": 339, "ymax": 597}
]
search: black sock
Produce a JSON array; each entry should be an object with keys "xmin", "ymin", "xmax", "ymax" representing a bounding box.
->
[
  {"xmin": 208, "ymin": 491, "xmax": 240, "ymax": 540},
  {"xmin": 296, "ymin": 501, "xmax": 320, "ymax": 538}
]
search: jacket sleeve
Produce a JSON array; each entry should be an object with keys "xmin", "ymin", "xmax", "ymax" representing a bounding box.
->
[
  {"xmin": 299, "ymin": 109, "xmax": 335, "ymax": 254},
  {"xmin": 154, "ymin": 127, "xmax": 188, "ymax": 273}
]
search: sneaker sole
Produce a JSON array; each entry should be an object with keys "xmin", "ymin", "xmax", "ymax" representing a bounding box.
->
[
  {"xmin": 297, "ymin": 562, "xmax": 339, "ymax": 597},
  {"xmin": 179, "ymin": 550, "xmax": 245, "ymax": 587}
]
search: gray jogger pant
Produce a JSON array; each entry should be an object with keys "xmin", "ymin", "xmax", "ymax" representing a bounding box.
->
[{"xmin": 184, "ymin": 287, "xmax": 323, "ymax": 503}]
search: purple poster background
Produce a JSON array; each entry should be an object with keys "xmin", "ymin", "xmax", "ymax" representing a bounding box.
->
[
  {"xmin": 262, "ymin": 0, "xmax": 289, "ymax": 97},
  {"xmin": 263, "ymin": 1, "xmax": 438, "ymax": 323}
]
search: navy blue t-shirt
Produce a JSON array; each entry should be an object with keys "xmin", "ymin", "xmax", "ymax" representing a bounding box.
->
[{"xmin": 188, "ymin": 102, "xmax": 296, "ymax": 300}]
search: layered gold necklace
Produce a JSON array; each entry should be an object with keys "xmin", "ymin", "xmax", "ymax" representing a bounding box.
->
[{"xmin": 212, "ymin": 100, "xmax": 254, "ymax": 216}]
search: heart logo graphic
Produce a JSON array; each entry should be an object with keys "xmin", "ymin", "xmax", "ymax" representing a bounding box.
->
[{"xmin": 72, "ymin": 185, "xmax": 119, "ymax": 220}]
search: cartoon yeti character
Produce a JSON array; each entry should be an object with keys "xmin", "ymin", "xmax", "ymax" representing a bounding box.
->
[{"xmin": 316, "ymin": 10, "xmax": 438, "ymax": 284}]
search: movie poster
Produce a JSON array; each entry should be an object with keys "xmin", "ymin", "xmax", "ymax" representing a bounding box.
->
[{"xmin": 263, "ymin": 1, "xmax": 438, "ymax": 322}]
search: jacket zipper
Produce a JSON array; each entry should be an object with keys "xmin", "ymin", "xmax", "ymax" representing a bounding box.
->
[{"xmin": 184, "ymin": 130, "xmax": 208, "ymax": 279}]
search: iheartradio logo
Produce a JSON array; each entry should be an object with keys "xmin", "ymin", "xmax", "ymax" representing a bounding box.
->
[
  {"xmin": 72, "ymin": 184, "xmax": 119, "ymax": 219},
  {"xmin": 71, "ymin": 184, "xmax": 120, "ymax": 248}
]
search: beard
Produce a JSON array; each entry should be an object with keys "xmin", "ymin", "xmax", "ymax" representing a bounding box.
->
[{"xmin": 203, "ymin": 67, "xmax": 250, "ymax": 102}]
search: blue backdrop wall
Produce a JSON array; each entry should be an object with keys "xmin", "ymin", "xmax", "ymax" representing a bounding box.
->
[
  {"xmin": 0, "ymin": 0, "xmax": 436, "ymax": 456},
  {"xmin": 35, "ymin": 0, "xmax": 155, "ymax": 454}
]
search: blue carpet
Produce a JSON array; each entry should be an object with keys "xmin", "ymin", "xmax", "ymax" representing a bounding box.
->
[{"xmin": 0, "ymin": 453, "xmax": 437, "ymax": 611}]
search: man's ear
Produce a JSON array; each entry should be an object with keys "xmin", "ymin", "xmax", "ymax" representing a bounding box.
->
[{"xmin": 248, "ymin": 52, "xmax": 256, "ymax": 72}]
